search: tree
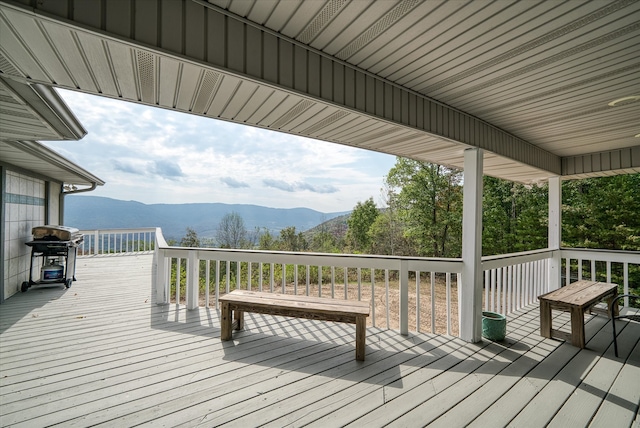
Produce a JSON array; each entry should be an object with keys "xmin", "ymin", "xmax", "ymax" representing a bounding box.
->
[
  {"xmin": 482, "ymin": 177, "xmax": 547, "ymax": 256},
  {"xmin": 563, "ymin": 175, "xmax": 640, "ymax": 250},
  {"xmin": 278, "ymin": 226, "xmax": 306, "ymax": 251},
  {"xmin": 258, "ymin": 228, "xmax": 276, "ymax": 250},
  {"xmin": 346, "ymin": 197, "xmax": 379, "ymax": 253},
  {"xmin": 386, "ymin": 158, "xmax": 463, "ymax": 257},
  {"xmin": 216, "ymin": 212, "xmax": 247, "ymax": 249},
  {"xmin": 180, "ymin": 227, "xmax": 200, "ymax": 247}
]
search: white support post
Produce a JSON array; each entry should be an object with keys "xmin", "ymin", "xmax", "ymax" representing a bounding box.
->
[
  {"xmin": 399, "ymin": 260, "xmax": 409, "ymax": 336},
  {"xmin": 155, "ymin": 247, "xmax": 169, "ymax": 304},
  {"xmin": 461, "ymin": 148, "xmax": 483, "ymax": 342},
  {"xmin": 548, "ymin": 176, "xmax": 562, "ymax": 291},
  {"xmin": 186, "ymin": 250, "xmax": 199, "ymax": 310}
]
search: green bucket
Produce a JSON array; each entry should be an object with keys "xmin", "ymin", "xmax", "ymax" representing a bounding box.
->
[{"xmin": 482, "ymin": 311, "xmax": 506, "ymax": 341}]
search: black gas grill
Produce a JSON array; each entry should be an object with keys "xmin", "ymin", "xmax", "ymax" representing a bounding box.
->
[{"xmin": 22, "ymin": 225, "xmax": 83, "ymax": 292}]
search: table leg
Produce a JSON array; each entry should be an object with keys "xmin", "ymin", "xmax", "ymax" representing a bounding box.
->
[
  {"xmin": 221, "ymin": 302, "xmax": 232, "ymax": 340},
  {"xmin": 540, "ymin": 300, "xmax": 552, "ymax": 338},
  {"xmin": 570, "ymin": 306, "xmax": 586, "ymax": 348},
  {"xmin": 356, "ymin": 316, "xmax": 366, "ymax": 361},
  {"xmin": 609, "ymin": 289, "xmax": 619, "ymax": 317}
]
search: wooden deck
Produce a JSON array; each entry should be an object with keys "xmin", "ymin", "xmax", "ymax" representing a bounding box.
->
[{"xmin": 1, "ymin": 254, "xmax": 639, "ymax": 427}]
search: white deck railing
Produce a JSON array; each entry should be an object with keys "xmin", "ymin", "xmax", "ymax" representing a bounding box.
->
[
  {"xmin": 153, "ymin": 227, "xmax": 463, "ymax": 335},
  {"xmin": 482, "ymin": 249, "xmax": 555, "ymax": 315},
  {"xmin": 561, "ymin": 248, "xmax": 639, "ymax": 307},
  {"xmin": 77, "ymin": 228, "xmax": 156, "ymax": 255},
  {"xmin": 77, "ymin": 228, "xmax": 639, "ymax": 337}
]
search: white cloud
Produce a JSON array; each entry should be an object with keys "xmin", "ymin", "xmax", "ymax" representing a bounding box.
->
[{"xmin": 44, "ymin": 89, "xmax": 397, "ymax": 211}]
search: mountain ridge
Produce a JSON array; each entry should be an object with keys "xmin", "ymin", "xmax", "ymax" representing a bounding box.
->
[{"xmin": 64, "ymin": 195, "xmax": 349, "ymax": 241}]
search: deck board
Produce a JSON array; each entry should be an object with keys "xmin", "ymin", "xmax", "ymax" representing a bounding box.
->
[{"xmin": 1, "ymin": 254, "xmax": 639, "ymax": 427}]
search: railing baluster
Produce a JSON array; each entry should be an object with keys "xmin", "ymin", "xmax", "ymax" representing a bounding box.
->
[
  {"xmin": 331, "ymin": 266, "xmax": 335, "ymax": 299},
  {"xmin": 215, "ymin": 260, "xmax": 220, "ymax": 307},
  {"xmin": 489, "ymin": 269, "xmax": 497, "ymax": 312},
  {"xmin": 446, "ymin": 272, "xmax": 452, "ymax": 336},
  {"xmin": 400, "ymin": 261, "xmax": 408, "ymax": 335},
  {"xmin": 175, "ymin": 257, "xmax": 181, "ymax": 304},
  {"xmin": 344, "ymin": 267, "xmax": 348, "ymax": 300},
  {"xmin": 385, "ymin": 269, "xmax": 390, "ymax": 329},
  {"xmin": 431, "ymin": 271, "xmax": 436, "ymax": 334},
  {"xmin": 578, "ymin": 258, "xmax": 583, "ymax": 280},
  {"xmin": 236, "ymin": 261, "xmax": 241, "ymax": 291},
  {"xmin": 624, "ymin": 262, "xmax": 629, "ymax": 307},
  {"xmin": 484, "ymin": 270, "xmax": 490, "ymax": 311},
  {"xmin": 371, "ymin": 269, "xmax": 376, "ymax": 328},
  {"xmin": 205, "ymin": 260, "xmax": 210, "ymax": 308},
  {"xmin": 416, "ymin": 271, "xmax": 421, "ymax": 333},
  {"xmin": 270, "ymin": 263, "xmax": 274, "ymax": 293}
]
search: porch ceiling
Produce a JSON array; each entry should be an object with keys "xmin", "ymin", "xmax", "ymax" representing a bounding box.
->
[{"xmin": 0, "ymin": 0, "xmax": 639, "ymax": 183}]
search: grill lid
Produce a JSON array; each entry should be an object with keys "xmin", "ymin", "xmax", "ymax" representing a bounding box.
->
[{"xmin": 32, "ymin": 225, "xmax": 81, "ymax": 241}]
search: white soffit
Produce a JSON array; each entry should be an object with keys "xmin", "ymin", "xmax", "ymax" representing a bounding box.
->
[{"xmin": 0, "ymin": 0, "xmax": 638, "ymax": 182}]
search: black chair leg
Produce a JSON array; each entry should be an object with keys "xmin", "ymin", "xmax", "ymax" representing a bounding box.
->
[{"xmin": 612, "ymin": 318, "xmax": 618, "ymax": 357}]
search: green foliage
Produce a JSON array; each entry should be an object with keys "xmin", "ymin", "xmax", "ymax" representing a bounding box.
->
[
  {"xmin": 258, "ymin": 228, "xmax": 276, "ymax": 250},
  {"xmin": 385, "ymin": 158, "xmax": 463, "ymax": 257},
  {"xmin": 562, "ymin": 175, "xmax": 640, "ymax": 250},
  {"xmin": 482, "ymin": 177, "xmax": 548, "ymax": 255},
  {"xmin": 180, "ymin": 227, "xmax": 200, "ymax": 247},
  {"xmin": 346, "ymin": 197, "xmax": 379, "ymax": 253},
  {"xmin": 278, "ymin": 226, "xmax": 307, "ymax": 251}
]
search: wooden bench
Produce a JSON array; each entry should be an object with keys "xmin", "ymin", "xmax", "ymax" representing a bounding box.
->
[
  {"xmin": 219, "ymin": 290, "xmax": 371, "ymax": 361},
  {"xmin": 538, "ymin": 280, "xmax": 618, "ymax": 348}
]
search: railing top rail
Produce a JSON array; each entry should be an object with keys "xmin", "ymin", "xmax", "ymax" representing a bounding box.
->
[
  {"xmin": 154, "ymin": 226, "xmax": 462, "ymax": 268},
  {"xmin": 481, "ymin": 248, "xmax": 554, "ymax": 262},
  {"xmin": 79, "ymin": 227, "xmax": 158, "ymax": 235},
  {"xmin": 561, "ymin": 247, "xmax": 640, "ymax": 263}
]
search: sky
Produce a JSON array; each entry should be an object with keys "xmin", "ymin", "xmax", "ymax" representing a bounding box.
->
[{"xmin": 44, "ymin": 89, "xmax": 398, "ymax": 213}]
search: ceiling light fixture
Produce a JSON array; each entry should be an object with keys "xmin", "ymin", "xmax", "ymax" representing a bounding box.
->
[{"xmin": 608, "ymin": 95, "xmax": 640, "ymax": 107}]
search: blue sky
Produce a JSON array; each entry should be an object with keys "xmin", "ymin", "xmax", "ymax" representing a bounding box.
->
[{"xmin": 44, "ymin": 89, "xmax": 398, "ymax": 213}]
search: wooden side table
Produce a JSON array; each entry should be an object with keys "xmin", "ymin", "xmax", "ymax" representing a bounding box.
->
[{"xmin": 538, "ymin": 280, "xmax": 618, "ymax": 348}]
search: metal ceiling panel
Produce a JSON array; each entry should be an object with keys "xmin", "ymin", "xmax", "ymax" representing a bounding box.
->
[
  {"xmin": 241, "ymin": 90, "xmax": 289, "ymax": 125},
  {"xmin": 220, "ymin": 80, "xmax": 259, "ymax": 120},
  {"xmin": 1, "ymin": 0, "xmax": 638, "ymax": 184}
]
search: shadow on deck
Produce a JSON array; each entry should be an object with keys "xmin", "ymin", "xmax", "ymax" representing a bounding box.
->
[{"xmin": 1, "ymin": 254, "xmax": 638, "ymax": 427}]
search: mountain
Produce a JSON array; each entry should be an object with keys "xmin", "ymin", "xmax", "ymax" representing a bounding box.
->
[
  {"xmin": 64, "ymin": 195, "xmax": 349, "ymax": 241},
  {"xmin": 302, "ymin": 213, "xmax": 350, "ymax": 241}
]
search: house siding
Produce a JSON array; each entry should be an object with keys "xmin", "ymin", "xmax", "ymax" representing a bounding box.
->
[{"xmin": 2, "ymin": 169, "xmax": 47, "ymax": 300}]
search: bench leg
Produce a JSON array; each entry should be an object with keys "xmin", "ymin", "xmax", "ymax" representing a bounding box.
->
[
  {"xmin": 356, "ymin": 316, "xmax": 366, "ymax": 361},
  {"xmin": 234, "ymin": 310, "xmax": 244, "ymax": 331},
  {"xmin": 570, "ymin": 306, "xmax": 586, "ymax": 348},
  {"xmin": 540, "ymin": 300, "xmax": 552, "ymax": 339},
  {"xmin": 221, "ymin": 302, "xmax": 232, "ymax": 341}
]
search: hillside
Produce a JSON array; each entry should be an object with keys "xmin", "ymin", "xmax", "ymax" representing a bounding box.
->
[
  {"xmin": 64, "ymin": 195, "xmax": 349, "ymax": 241},
  {"xmin": 302, "ymin": 213, "xmax": 350, "ymax": 242}
]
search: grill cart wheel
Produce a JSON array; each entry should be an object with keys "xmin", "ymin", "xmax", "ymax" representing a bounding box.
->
[
  {"xmin": 65, "ymin": 279, "xmax": 73, "ymax": 288},
  {"xmin": 21, "ymin": 281, "xmax": 29, "ymax": 292}
]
